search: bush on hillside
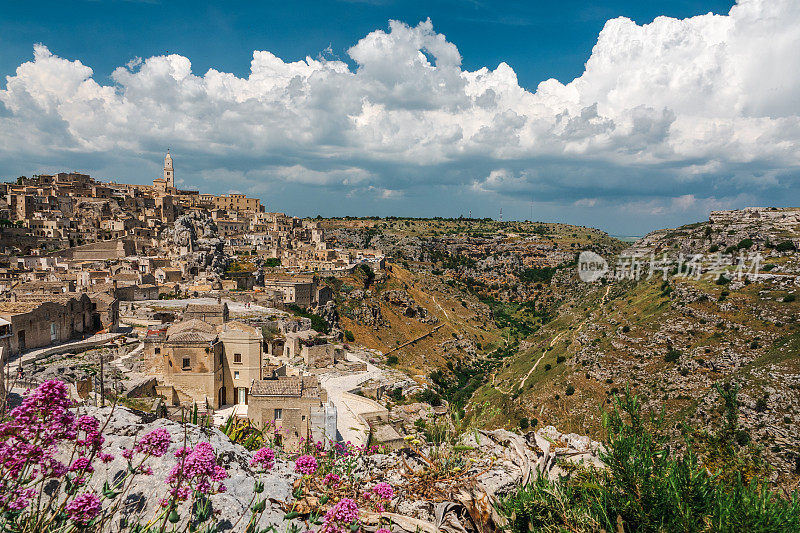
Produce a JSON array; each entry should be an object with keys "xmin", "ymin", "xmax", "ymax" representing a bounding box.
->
[
  {"xmin": 497, "ymin": 387, "xmax": 800, "ymax": 533},
  {"xmin": 664, "ymin": 349, "xmax": 682, "ymax": 363}
]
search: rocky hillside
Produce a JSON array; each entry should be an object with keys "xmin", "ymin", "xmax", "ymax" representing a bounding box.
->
[
  {"xmin": 318, "ymin": 218, "xmax": 623, "ymax": 378},
  {"xmin": 470, "ymin": 207, "xmax": 800, "ymax": 486}
]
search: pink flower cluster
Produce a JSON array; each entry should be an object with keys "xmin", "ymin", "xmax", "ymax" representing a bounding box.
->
[
  {"xmin": 0, "ymin": 380, "xmax": 111, "ymax": 513},
  {"xmin": 321, "ymin": 498, "xmax": 359, "ymax": 533},
  {"xmin": 376, "ymin": 529, "xmax": 392, "ymax": 533},
  {"xmin": 250, "ymin": 446, "xmax": 275, "ymax": 471},
  {"xmin": 323, "ymin": 472, "xmax": 341, "ymax": 487},
  {"xmin": 166, "ymin": 442, "xmax": 228, "ymax": 499},
  {"xmin": 294, "ymin": 454, "xmax": 318, "ymax": 475},
  {"xmin": 134, "ymin": 427, "xmax": 172, "ymax": 457},
  {"xmin": 65, "ymin": 492, "xmax": 102, "ymax": 526},
  {"xmin": 372, "ymin": 482, "xmax": 394, "ymax": 501}
]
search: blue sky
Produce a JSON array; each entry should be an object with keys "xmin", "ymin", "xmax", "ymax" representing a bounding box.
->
[
  {"xmin": 3, "ymin": 0, "xmax": 800, "ymax": 235},
  {"xmin": 0, "ymin": 1, "xmax": 734, "ymax": 95}
]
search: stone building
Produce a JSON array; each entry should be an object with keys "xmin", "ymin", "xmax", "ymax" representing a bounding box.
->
[
  {"xmin": 212, "ymin": 193, "xmax": 263, "ymax": 214},
  {"xmin": 217, "ymin": 321, "xmax": 263, "ymax": 406},
  {"xmin": 262, "ymin": 277, "xmax": 316, "ymax": 307},
  {"xmin": 300, "ymin": 341, "xmax": 341, "ymax": 368},
  {"xmin": 88, "ymin": 292, "xmax": 120, "ymax": 332},
  {"xmin": 248, "ymin": 376, "xmax": 334, "ymax": 450},
  {"xmin": 144, "ymin": 318, "xmax": 264, "ymax": 408},
  {"xmin": 0, "ymin": 294, "xmax": 97, "ymax": 355},
  {"xmin": 183, "ymin": 302, "xmax": 229, "ymax": 325},
  {"xmin": 143, "ymin": 319, "xmax": 224, "ymax": 408}
]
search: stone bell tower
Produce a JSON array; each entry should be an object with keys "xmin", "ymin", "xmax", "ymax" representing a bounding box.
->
[{"xmin": 164, "ymin": 150, "xmax": 174, "ymax": 188}]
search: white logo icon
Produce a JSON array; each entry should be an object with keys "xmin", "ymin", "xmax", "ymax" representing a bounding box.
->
[{"xmin": 578, "ymin": 251, "xmax": 608, "ymax": 282}]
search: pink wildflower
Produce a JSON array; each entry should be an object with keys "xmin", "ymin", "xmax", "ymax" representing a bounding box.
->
[
  {"xmin": 134, "ymin": 428, "xmax": 172, "ymax": 457},
  {"xmin": 250, "ymin": 446, "xmax": 275, "ymax": 471},
  {"xmin": 165, "ymin": 442, "xmax": 228, "ymax": 498},
  {"xmin": 294, "ymin": 454, "xmax": 318, "ymax": 475},
  {"xmin": 323, "ymin": 473, "xmax": 341, "ymax": 487},
  {"xmin": 321, "ymin": 498, "xmax": 359, "ymax": 533},
  {"xmin": 376, "ymin": 529, "xmax": 392, "ymax": 533},
  {"xmin": 70, "ymin": 457, "xmax": 94, "ymax": 474},
  {"xmin": 372, "ymin": 482, "xmax": 394, "ymax": 500},
  {"xmin": 65, "ymin": 492, "xmax": 101, "ymax": 526},
  {"xmin": 7, "ymin": 488, "xmax": 36, "ymax": 511},
  {"xmin": 77, "ymin": 415, "xmax": 99, "ymax": 433}
]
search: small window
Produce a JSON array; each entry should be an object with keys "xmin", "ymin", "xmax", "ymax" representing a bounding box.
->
[
  {"xmin": 274, "ymin": 408, "xmax": 283, "ymax": 420},
  {"xmin": 234, "ymin": 353, "xmax": 242, "ymax": 363},
  {"xmin": 154, "ymin": 347, "xmax": 161, "ymax": 355},
  {"xmin": 234, "ymin": 371, "xmax": 240, "ymax": 379},
  {"xmin": 182, "ymin": 358, "xmax": 191, "ymax": 370}
]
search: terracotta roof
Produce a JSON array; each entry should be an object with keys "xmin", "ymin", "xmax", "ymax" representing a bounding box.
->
[
  {"xmin": 11, "ymin": 293, "xmax": 81, "ymax": 304},
  {"xmin": 0, "ymin": 302, "xmax": 39, "ymax": 316},
  {"xmin": 251, "ymin": 376, "xmax": 302, "ymax": 397},
  {"xmin": 250, "ymin": 376, "xmax": 321, "ymax": 399},
  {"xmin": 168, "ymin": 330, "xmax": 216, "ymax": 343},
  {"xmin": 167, "ymin": 319, "xmax": 216, "ymax": 336},
  {"xmin": 89, "ymin": 293, "xmax": 116, "ymax": 307},
  {"xmin": 112, "ymin": 272, "xmax": 140, "ymax": 281}
]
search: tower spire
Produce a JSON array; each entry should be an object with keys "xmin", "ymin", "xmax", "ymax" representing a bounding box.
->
[{"xmin": 163, "ymin": 150, "xmax": 174, "ymax": 188}]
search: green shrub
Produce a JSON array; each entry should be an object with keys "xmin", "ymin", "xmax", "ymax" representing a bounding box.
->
[
  {"xmin": 735, "ymin": 429, "xmax": 751, "ymax": 446},
  {"xmin": 709, "ymin": 244, "xmax": 720, "ymax": 252},
  {"xmin": 776, "ymin": 240, "xmax": 796, "ymax": 252},
  {"xmin": 416, "ymin": 388, "xmax": 442, "ymax": 406},
  {"xmin": 386, "ymin": 355, "xmax": 399, "ymax": 365},
  {"xmin": 737, "ymin": 238, "xmax": 754, "ymax": 249},
  {"xmin": 756, "ymin": 396, "xmax": 768, "ymax": 412},
  {"xmin": 519, "ymin": 417, "xmax": 529, "ymax": 430},
  {"xmin": 388, "ymin": 387, "xmax": 403, "ymax": 401},
  {"xmin": 556, "ymin": 355, "xmax": 566, "ymax": 364},
  {"xmin": 621, "ymin": 325, "xmax": 630, "ymax": 333},
  {"xmin": 784, "ymin": 294, "xmax": 796, "ymax": 303},
  {"xmin": 344, "ymin": 329, "xmax": 355, "ymax": 342},
  {"xmin": 497, "ymin": 388, "xmax": 800, "ymax": 533},
  {"xmin": 665, "ymin": 349, "xmax": 682, "ymax": 363},
  {"xmin": 565, "ymin": 384, "xmax": 575, "ymax": 396},
  {"xmin": 544, "ymin": 363, "xmax": 552, "ymax": 371}
]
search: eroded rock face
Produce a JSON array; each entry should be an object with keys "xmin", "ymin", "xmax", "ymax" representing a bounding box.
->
[
  {"xmin": 161, "ymin": 212, "xmax": 228, "ymax": 276},
  {"xmin": 381, "ymin": 290, "xmax": 438, "ymax": 324},
  {"xmin": 314, "ymin": 301, "xmax": 343, "ymax": 340},
  {"xmin": 352, "ymin": 303, "xmax": 387, "ymax": 329}
]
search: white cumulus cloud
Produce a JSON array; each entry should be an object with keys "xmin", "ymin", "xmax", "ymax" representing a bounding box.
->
[{"xmin": 1, "ymin": 1, "xmax": 800, "ymax": 231}]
